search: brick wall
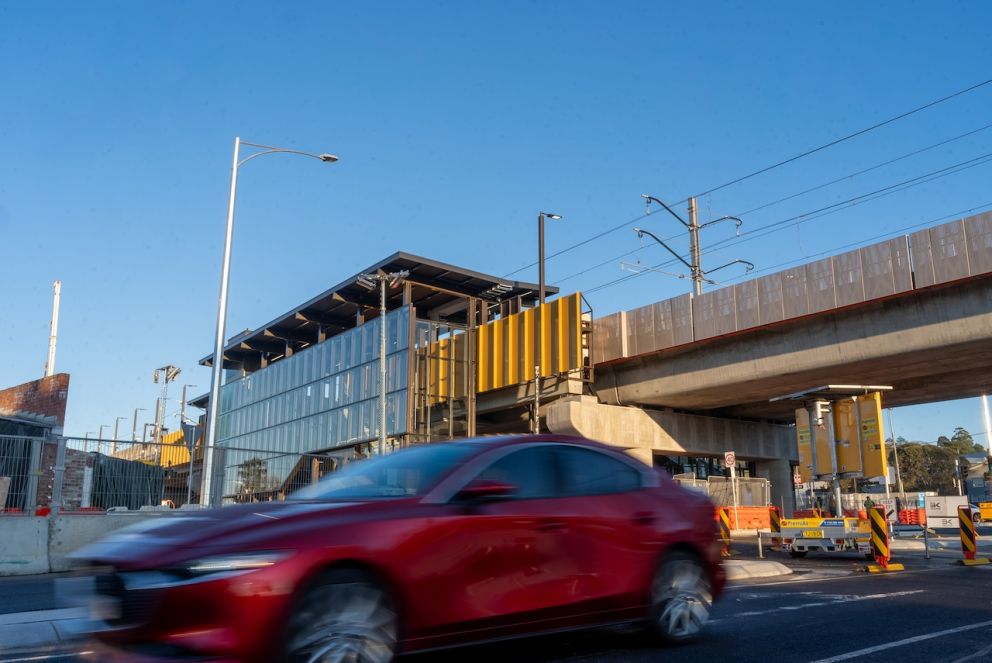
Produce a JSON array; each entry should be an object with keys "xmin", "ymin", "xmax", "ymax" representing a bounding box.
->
[
  {"xmin": 0, "ymin": 374, "xmax": 70, "ymax": 427},
  {"xmin": 37, "ymin": 442, "xmax": 90, "ymax": 509}
]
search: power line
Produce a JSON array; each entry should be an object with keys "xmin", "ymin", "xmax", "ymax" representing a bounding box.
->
[
  {"xmin": 580, "ymin": 154, "xmax": 992, "ymax": 295},
  {"xmin": 698, "ymin": 151, "xmax": 992, "ymax": 258},
  {"xmin": 732, "ymin": 121, "xmax": 992, "ymax": 219},
  {"xmin": 504, "ymin": 80, "xmax": 992, "ymax": 280},
  {"xmin": 502, "ymin": 211, "xmax": 650, "ymax": 278},
  {"xmin": 690, "ymin": 78, "xmax": 992, "ymax": 200},
  {"xmin": 716, "ymin": 201, "xmax": 992, "ymax": 285}
]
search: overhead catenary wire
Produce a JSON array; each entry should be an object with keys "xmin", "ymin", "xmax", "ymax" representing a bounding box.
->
[
  {"xmin": 688, "ymin": 77, "xmax": 992, "ymax": 201},
  {"xmin": 731, "ymin": 121, "xmax": 992, "ymax": 219},
  {"xmin": 696, "ymin": 151, "xmax": 992, "ymax": 259},
  {"xmin": 579, "ymin": 154, "xmax": 992, "ymax": 296},
  {"xmin": 501, "ymin": 102, "xmax": 992, "ymax": 280}
]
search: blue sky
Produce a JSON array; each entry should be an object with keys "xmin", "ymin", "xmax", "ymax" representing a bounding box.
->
[{"xmin": 1, "ymin": 1, "xmax": 990, "ymax": 446}]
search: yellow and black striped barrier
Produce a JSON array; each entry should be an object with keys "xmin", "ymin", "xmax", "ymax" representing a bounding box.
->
[
  {"xmin": 867, "ymin": 506, "xmax": 903, "ymax": 573},
  {"xmin": 769, "ymin": 506, "xmax": 782, "ymax": 548},
  {"xmin": 957, "ymin": 506, "xmax": 990, "ymax": 566},
  {"xmin": 718, "ymin": 507, "xmax": 731, "ymax": 557}
]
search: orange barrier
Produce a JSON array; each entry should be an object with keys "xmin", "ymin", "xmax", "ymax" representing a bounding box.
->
[
  {"xmin": 898, "ymin": 508, "xmax": 927, "ymax": 525},
  {"xmin": 713, "ymin": 506, "xmax": 772, "ymax": 530},
  {"xmin": 769, "ymin": 506, "xmax": 782, "ymax": 546}
]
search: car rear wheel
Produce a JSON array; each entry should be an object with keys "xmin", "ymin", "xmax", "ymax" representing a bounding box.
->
[
  {"xmin": 649, "ymin": 550, "xmax": 712, "ymax": 644},
  {"xmin": 284, "ymin": 568, "xmax": 397, "ymax": 663}
]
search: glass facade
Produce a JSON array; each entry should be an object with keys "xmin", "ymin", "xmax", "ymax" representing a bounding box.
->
[{"xmin": 217, "ymin": 306, "xmax": 411, "ymax": 499}]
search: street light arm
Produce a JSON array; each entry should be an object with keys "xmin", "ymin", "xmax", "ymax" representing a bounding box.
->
[
  {"xmin": 700, "ymin": 215, "xmax": 743, "ymax": 234},
  {"xmin": 238, "ymin": 147, "xmax": 339, "ymax": 168},
  {"xmin": 641, "ymin": 194, "xmax": 689, "ymax": 227},
  {"xmin": 702, "ymin": 259, "xmax": 755, "ymax": 277},
  {"xmin": 633, "ymin": 227, "xmax": 694, "ymax": 271}
]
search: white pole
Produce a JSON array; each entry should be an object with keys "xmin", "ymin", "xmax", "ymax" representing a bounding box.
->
[
  {"xmin": 730, "ymin": 463, "xmax": 740, "ymax": 532},
  {"xmin": 203, "ymin": 137, "xmax": 242, "ymax": 506},
  {"xmin": 982, "ymin": 394, "xmax": 992, "ymax": 456},
  {"xmin": 44, "ymin": 280, "xmax": 61, "ymax": 377},
  {"xmin": 379, "ymin": 277, "xmax": 387, "ymax": 456}
]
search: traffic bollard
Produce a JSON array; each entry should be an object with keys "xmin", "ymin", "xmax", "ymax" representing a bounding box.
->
[
  {"xmin": 757, "ymin": 529, "xmax": 764, "ymax": 559},
  {"xmin": 718, "ymin": 507, "xmax": 731, "ymax": 557},
  {"xmin": 956, "ymin": 505, "xmax": 990, "ymax": 566},
  {"xmin": 769, "ymin": 506, "xmax": 782, "ymax": 548},
  {"xmin": 867, "ymin": 505, "xmax": 904, "ymax": 573}
]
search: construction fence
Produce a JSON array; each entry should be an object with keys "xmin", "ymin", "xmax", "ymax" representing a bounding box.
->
[{"xmin": 0, "ymin": 435, "xmax": 362, "ymax": 514}]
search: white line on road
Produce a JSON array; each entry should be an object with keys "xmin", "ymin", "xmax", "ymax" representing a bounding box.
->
[
  {"xmin": 807, "ymin": 620, "xmax": 992, "ymax": 663},
  {"xmin": 0, "ymin": 652, "xmax": 92, "ymax": 663},
  {"xmin": 731, "ymin": 590, "xmax": 924, "ymax": 618},
  {"xmin": 949, "ymin": 641, "xmax": 992, "ymax": 663}
]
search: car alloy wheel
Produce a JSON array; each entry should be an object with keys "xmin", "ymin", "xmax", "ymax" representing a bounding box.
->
[
  {"xmin": 285, "ymin": 569, "xmax": 397, "ymax": 663},
  {"xmin": 650, "ymin": 551, "xmax": 712, "ymax": 644}
]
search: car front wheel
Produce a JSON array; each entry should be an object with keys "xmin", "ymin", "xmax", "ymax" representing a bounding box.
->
[
  {"xmin": 284, "ymin": 568, "xmax": 397, "ymax": 663},
  {"xmin": 649, "ymin": 550, "xmax": 713, "ymax": 644}
]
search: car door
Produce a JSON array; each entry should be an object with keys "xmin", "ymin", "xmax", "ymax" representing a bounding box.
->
[
  {"xmin": 549, "ymin": 445, "xmax": 664, "ymax": 616},
  {"xmin": 402, "ymin": 445, "xmax": 579, "ymax": 642}
]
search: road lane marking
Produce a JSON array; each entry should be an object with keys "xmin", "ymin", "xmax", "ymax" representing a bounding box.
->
[
  {"xmin": 730, "ymin": 590, "xmax": 924, "ymax": 618},
  {"xmin": 949, "ymin": 642, "xmax": 992, "ymax": 663},
  {"xmin": 808, "ymin": 620, "xmax": 992, "ymax": 663},
  {"xmin": 0, "ymin": 652, "xmax": 93, "ymax": 663}
]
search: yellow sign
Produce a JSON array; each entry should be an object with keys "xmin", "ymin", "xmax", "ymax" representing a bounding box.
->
[
  {"xmin": 795, "ymin": 408, "xmax": 834, "ymax": 479},
  {"xmin": 781, "ymin": 518, "xmax": 824, "ymax": 528},
  {"xmin": 802, "ymin": 530, "xmax": 825, "ymax": 539},
  {"xmin": 858, "ymin": 393, "xmax": 888, "ymax": 479},
  {"xmin": 792, "ymin": 392, "xmax": 889, "ymax": 480},
  {"xmin": 833, "ymin": 400, "xmax": 862, "ymax": 474}
]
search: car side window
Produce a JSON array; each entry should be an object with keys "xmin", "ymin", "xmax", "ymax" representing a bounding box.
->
[
  {"xmin": 474, "ymin": 447, "xmax": 559, "ymax": 500},
  {"xmin": 556, "ymin": 446, "xmax": 643, "ymax": 496}
]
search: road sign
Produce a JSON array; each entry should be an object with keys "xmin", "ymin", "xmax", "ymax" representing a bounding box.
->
[{"xmin": 724, "ymin": 451, "xmax": 736, "ymax": 467}]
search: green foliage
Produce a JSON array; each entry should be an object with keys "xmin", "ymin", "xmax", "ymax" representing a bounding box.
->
[
  {"xmin": 891, "ymin": 443, "xmax": 957, "ymax": 494},
  {"xmin": 937, "ymin": 427, "xmax": 984, "ymax": 455}
]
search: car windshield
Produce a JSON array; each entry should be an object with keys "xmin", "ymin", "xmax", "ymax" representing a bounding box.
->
[{"xmin": 289, "ymin": 443, "xmax": 480, "ymax": 500}]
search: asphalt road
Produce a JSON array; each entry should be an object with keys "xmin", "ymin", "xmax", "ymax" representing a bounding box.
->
[{"xmin": 4, "ymin": 549, "xmax": 992, "ymax": 663}]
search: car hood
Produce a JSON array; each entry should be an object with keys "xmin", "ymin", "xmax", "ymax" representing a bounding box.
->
[{"xmin": 70, "ymin": 500, "xmax": 404, "ymax": 569}]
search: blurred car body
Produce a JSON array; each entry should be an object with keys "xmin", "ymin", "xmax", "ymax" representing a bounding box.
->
[{"xmin": 71, "ymin": 435, "xmax": 725, "ymax": 662}]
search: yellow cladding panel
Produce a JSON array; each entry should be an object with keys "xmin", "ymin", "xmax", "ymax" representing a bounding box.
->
[
  {"xmin": 833, "ymin": 399, "xmax": 862, "ymax": 474},
  {"xmin": 477, "ymin": 323, "xmax": 489, "ymax": 392},
  {"xmin": 858, "ymin": 392, "xmax": 888, "ymax": 478},
  {"xmin": 506, "ymin": 316, "xmax": 518, "ymax": 385},
  {"xmin": 471, "ymin": 293, "xmax": 583, "ymax": 393},
  {"xmin": 522, "ymin": 308, "xmax": 534, "ymax": 380}
]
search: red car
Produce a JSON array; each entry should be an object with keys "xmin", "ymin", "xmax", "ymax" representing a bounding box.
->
[{"xmin": 72, "ymin": 435, "xmax": 725, "ymax": 662}]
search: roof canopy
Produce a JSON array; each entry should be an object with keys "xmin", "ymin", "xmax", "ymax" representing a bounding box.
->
[{"xmin": 199, "ymin": 251, "xmax": 554, "ymax": 371}]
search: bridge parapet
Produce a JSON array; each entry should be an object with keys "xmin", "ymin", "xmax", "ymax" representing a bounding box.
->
[{"xmin": 594, "ymin": 211, "xmax": 992, "ymax": 363}]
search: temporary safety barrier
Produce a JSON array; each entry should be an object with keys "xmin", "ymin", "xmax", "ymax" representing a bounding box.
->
[
  {"xmin": 867, "ymin": 506, "xmax": 903, "ymax": 573},
  {"xmin": 769, "ymin": 506, "xmax": 782, "ymax": 547},
  {"xmin": 956, "ymin": 506, "xmax": 990, "ymax": 566},
  {"xmin": 897, "ymin": 508, "xmax": 927, "ymax": 526},
  {"xmin": 717, "ymin": 507, "xmax": 731, "ymax": 557}
]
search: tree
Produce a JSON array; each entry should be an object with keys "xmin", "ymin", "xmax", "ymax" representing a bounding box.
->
[
  {"xmin": 938, "ymin": 427, "xmax": 984, "ymax": 455},
  {"xmin": 892, "ymin": 443, "xmax": 957, "ymax": 494}
]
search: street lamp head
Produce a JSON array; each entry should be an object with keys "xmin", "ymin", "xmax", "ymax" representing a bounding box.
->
[
  {"xmin": 318, "ymin": 153, "xmax": 340, "ymax": 163},
  {"xmin": 541, "ymin": 211, "xmax": 562, "ymax": 220},
  {"xmin": 633, "ymin": 227, "xmax": 644, "ymax": 238}
]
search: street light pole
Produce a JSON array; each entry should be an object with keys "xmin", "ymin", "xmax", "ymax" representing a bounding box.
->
[
  {"xmin": 537, "ymin": 211, "xmax": 562, "ymax": 307},
  {"xmin": 112, "ymin": 416, "xmax": 126, "ymax": 455},
  {"xmin": 131, "ymin": 407, "xmax": 146, "ymax": 442},
  {"xmin": 202, "ymin": 138, "xmax": 339, "ymax": 507}
]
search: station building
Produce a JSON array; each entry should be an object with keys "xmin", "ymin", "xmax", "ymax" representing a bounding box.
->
[{"xmin": 195, "ymin": 252, "xmax": 592, "ymax": 502}]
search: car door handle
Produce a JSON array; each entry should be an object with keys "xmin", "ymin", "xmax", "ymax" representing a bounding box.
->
[
  {"xmin": 632, "ymin": 511, "xmax": 656, "ymax": 526},
  {"xmin": 537, "ymin": 519, "xmax": 567, "ymax": 533}
]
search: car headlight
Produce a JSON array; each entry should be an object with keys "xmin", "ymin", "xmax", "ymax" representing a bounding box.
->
[{"xmin": 184, "ymin": 551, "xmax": 290, "ymax": 577}]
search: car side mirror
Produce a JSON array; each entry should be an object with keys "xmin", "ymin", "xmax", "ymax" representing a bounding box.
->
[{"xmin": 456, "ymin": 479, "xmax": 516, "ymax": 503}]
